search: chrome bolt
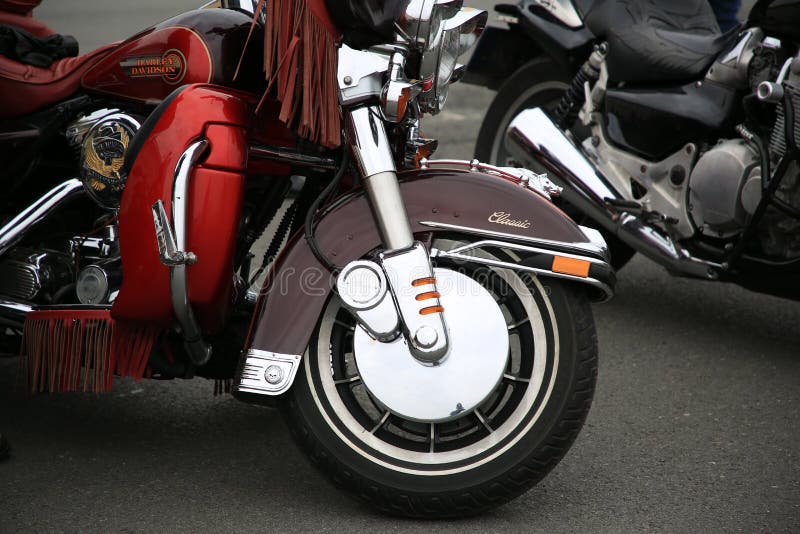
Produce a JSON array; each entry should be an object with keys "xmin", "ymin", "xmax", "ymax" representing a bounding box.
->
[
  {"xmin": 265, "ymin": 365, "xmax": 284, "ymax": 385},
  {"xmin": 343, "ymin": 75, "xmax": 353, "ymax": 85},
  {"xmin": 414, "ymin": 326, "xmax": 439, "ymax": 349}
]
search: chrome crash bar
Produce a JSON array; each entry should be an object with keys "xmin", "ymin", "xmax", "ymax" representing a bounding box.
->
[
  {"xmin": 151, "ymin": 141, "xmax": 212, "ymax": 366},
  {"xmin": 0, "ymin": 179, "xmax": 84, "ymax": 258}
]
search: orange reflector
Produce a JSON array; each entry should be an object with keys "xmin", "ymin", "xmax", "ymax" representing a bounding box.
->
[
  {"xmin": 412, "ymin": 277, "xmax": 436, "ymax": 287},
  {"xmin": 415, "ymin": 291, "xmax": 441, "ymax": 301},
  {"xmin": 419, "ymin": 305, "xmax": 445, "ymax": 315},
  {"xmin": 551, "ymin": 256, "xmax": 591, "ymax": 278}
]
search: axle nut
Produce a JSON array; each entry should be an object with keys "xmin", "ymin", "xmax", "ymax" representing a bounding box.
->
[{"xmin": 414, "ymin": 325, "xmax": 438, "ymax": 349}]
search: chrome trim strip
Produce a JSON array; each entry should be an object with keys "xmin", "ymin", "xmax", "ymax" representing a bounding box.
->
[
  {"xmin": 0, "ymin": 179, "xmax": 84, "ymax": 258},
  {"xmin": 418, "ymin": 220, "xmax": 609, "ymax": 260},
  {"xmin": 170, "ymin": 141, "xmax": 212, "ymax": 366},
  {"xmin": 419, "ymin": 158, "xmax": 563, "ymax": 200},
  {"xmin": 234, "ymin": 349, "xmax": 302, "ymax": 396}
]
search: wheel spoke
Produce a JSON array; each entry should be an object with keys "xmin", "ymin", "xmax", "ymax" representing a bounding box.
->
[
  {"xmin": 370, "ymin": 411, "xmax": 390, "ymax": 434},
  {"xmin": 474, "ymin": 409, "xmax": 494, "ymax": 433},
  {"xmin": 503, "ymin": 373, "xmax": 530, "ymax": 384},
  {"xmin": 334, "ymin": 319, "xmax": 355, "ymax": 331},
  {"xmin": 334, "ymin": 375, "xmax": 361, "ymax": 385},
  {"xmin": 507, "ymin": 317, "xmax": 530, "ymax": 331}
]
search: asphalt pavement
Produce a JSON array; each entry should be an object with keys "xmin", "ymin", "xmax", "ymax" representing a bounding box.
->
[{"xmin": 2, "ymin": 1, "xmax": 798, "ymax": 532}]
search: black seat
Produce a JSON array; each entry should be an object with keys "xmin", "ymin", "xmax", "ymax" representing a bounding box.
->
[{"xmin": 584, "ymin": 0, "xmax": 735, "ymax": 83}]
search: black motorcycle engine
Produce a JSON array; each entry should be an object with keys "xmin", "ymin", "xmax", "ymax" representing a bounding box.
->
[{"xmin": 0, "ymin": 224, "xmax": 122, "ymax": 306}]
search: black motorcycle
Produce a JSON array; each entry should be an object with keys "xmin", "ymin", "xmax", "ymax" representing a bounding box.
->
[{"xmin": 465, "ymin": 0, "xmax": 800, "ymax": 300}]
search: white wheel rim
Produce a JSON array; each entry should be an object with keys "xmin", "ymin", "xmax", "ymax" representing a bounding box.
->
[{"xmin": 306, "ymin": 257, "xmax": 561, "ymax": 476}]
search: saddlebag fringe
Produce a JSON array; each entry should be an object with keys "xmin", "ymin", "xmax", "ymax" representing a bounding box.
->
[
  {"xmin": 240, "ymin": 0, "xmax": 342, "ymax": 148},
  {"xmin": 21, "ymin": 310, "xmax": 159, "ymax": 394}
]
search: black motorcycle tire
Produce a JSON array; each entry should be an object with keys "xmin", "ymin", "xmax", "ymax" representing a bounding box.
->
[
  {"xmin": 475, "ymin": 59, "xmax": 635, "ymax": 270},
  {"xmin": 281, "ymin": 254, "xmax": 598, "ymax": 518}
]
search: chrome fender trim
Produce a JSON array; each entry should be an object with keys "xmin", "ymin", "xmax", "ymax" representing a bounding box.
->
[{"xmin": 430, "ymin": 236, "xmax": 614, "ymax": 301}]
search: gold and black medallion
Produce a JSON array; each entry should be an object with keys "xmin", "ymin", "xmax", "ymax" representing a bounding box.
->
[{"xmin": 79, "ymin": 114, "xmax": 140, "ymax": 209}]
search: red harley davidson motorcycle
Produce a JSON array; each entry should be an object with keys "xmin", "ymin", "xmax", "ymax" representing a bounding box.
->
[{"xmin": 0, "ymin": 0, "xmax": 614, "ymax": 517}]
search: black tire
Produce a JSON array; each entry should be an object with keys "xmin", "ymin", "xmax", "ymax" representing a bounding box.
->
[
  {"xmin": 475, "ymin": 60, "xmax": 635, "ymax": 271},
  {"xmin": 281, "ymin": 247, "xmax": 598, "ymax": 518}
]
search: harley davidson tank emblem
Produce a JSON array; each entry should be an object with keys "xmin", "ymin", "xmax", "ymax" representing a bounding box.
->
[
  {"xmin": 120, "ymin": 48, "xmax": 187, "ymax": 85},
  {"xmin": 80, "ymin": 117, "xmax": 138, "ymax": 209},
  {"xmin": 488, "ymin": 211, "xmax": 532, "ymax": 229}
]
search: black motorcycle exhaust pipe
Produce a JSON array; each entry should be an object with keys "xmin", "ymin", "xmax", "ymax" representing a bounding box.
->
[{"xmin": 506, "ymin": 108, "xmax": 715, "ymax": 279}]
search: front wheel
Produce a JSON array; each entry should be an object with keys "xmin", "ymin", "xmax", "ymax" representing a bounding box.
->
[{"xmin": 281, "ymin": 245, "xmax": 598, "ymax": 518}]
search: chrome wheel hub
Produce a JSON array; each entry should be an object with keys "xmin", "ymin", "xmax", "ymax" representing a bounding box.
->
[{"xmin": 353, "ymin": 268, "xmax": 509, "ymax": 423}]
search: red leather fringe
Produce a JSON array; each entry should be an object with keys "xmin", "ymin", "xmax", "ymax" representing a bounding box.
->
[
  {"xmin": 21, "ymin": 310, "xmax": 159, "ymax": 393},
  {"xmin": 241, "ymin": 0, "xmax": 342, "ymax": 148}
]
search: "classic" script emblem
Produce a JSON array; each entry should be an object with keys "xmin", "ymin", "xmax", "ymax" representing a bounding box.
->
[{"xmin": 488, "ymin": 211, "xmax": 532, "ymax": 229}]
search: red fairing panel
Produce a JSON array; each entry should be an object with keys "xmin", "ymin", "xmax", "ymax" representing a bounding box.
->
[{"xmin": 112, "ymin": 84, "xmax": 250, "ymax": 333}]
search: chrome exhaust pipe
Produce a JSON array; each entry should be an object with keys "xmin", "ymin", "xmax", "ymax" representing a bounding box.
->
[
  {"xmin": 0, "ymin": 179, "xmax": 84, "ymax": 258},
  {"xmin": 506, "ymin": 108, "xmax": 715, "ymax": 278}
]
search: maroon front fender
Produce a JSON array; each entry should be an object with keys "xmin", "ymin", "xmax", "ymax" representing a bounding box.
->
[{"xmin": 245, "ymin": 166, "xmax": 595, "ymax": 357}]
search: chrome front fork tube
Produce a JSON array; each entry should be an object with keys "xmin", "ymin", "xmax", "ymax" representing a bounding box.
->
[
  {"xmin": 343, "ymin": 106, "xmax": 449, "ymax": 363},
  {"xmin": 346, "ymin": 106, "xmax": 414, "ymax": 250}
]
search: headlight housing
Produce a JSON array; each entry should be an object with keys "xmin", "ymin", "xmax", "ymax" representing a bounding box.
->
[
  {"xmin": 398, "ymin": 2, "xmax": 487, "ymax": 114},
  {"xmin": 398, "ymin": 0, "xmax": 463, "ymax": 49}
]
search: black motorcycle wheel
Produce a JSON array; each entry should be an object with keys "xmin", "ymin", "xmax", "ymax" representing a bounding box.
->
[
  {"xmin": 475, "ymin": 60, "xmax": 635, "ymax": 270},
  {"xmin": 281, "ymin": 244, "xmax": 598, "ymax": 518}
]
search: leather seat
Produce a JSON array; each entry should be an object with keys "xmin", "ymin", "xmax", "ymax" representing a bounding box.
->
[
  {"xmin": 0, "ymin": 10, "xmax": 117, "ymax": 118},
  {"xmin": 584, "ymin": 0, "xmax": 735, "ymax": 83}
]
